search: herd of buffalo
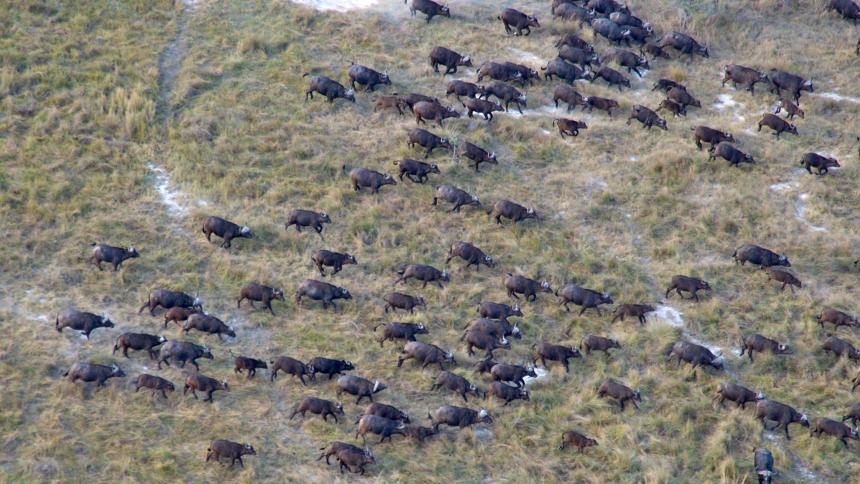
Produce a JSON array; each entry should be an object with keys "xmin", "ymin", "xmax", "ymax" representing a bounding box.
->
[{"xmin": 57, "ymin": 0, "xmax": 860, "ymax": 479}]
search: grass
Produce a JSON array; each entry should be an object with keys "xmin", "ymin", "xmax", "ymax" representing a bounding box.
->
[{"xmin": 1, "ymin": 0, "xmax": 860, "ymax": 481}]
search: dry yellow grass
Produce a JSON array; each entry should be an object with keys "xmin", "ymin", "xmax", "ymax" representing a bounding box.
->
[{"xmin": 1, "ymin": 0, "xmax": 860, "ymax": 481}]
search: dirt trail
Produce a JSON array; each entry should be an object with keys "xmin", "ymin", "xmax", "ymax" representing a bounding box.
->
[{"xmin": 156, "ymin": 0, "xmax": 196, "ymax": 123}]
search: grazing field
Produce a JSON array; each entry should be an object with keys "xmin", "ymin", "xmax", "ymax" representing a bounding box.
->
[{"xmin": 2, "ymin": 0, "xmax": 860, "ymax": 481}]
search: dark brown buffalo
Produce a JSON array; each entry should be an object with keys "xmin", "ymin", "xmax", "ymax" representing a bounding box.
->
[
  {"xmin": 827, "ymin": 0, "xmax": 860, "ymax": 22},
  {"xmin": 304, "ymin": 74, "xmax": 355, "ymax": 103},
  {"xmin": 594, "ymin": 66, "xmax": 630, "ymax": 91},
  {"xmin": 446, "ymin": 80, "xmax": 484, "ymax": 101},
  {"xmin": 462, "ymin": 98, "xmax": 503, "ymax": 122},
  {"xmin": 135, "ymin": 374, "xmax": 175, "ymax": 398},
  {"xmin": 656, "ymin": 31, "xmax": 709, "ymax": 58},
  {"xmin": 237, "ymin": 283, "xmax": 285, "ymax": 314},
  {"xmin": 722, "ymin": 64, "xmax": 769, "ymax": 93},
  {"xmin": 463, "ymin": 330, "xmax": 510, "ymax": 358},
  {"xmin": 201, "ymin": 216, "xmax": 252, "ymax": 248},
  {"xmin": 407, "ymin": 128, "xmax": 451, "ymax": 158},
  {"xmin": 822, "ymin": 336, "xmax": 860, "ymax": 360},
  {"xmin": 559, "ymin": 430, "xmax": 598, "ymax": 452},
  {"xmin": 755, "ymin": 399, "xmax": 809, "ymax": 439},
  {"xmin": 233, "ymin": 355, "xmax": 268, "ymax": 379},
  {"xmin": 740, "ymin": 334, "xmax": 792, "ymax": 362},
  {"xmin": 374, "ymin": 322, "xmax": 428, "ymax": 348},
  {"xmin": 113, "ymin": 333, "xmax": 166, "ymax": 360},
  {"xmin": 597, "ymin": 379, "xmax": 641, "ymax": 410},
  {"xmin": 532, "ymin": 342, "xmax": 581, "ymax": 372},
  {"xmin": 580, "ymin": 335, "xmax": 622, "ymax": 356},
  {"xmin": 558, "ymin": 45, "xmax": 600, "ymax": 67},
  {"xmin": 656, "ymin": 99, "xmax": 685, "ymax": 117},
  {"xmin": 768, "ymin": 69, "xmax": 813, "ymax": 104},
  {"xmin": 308, "ymin": 357, "xmax": 355, "ymax": 380},
  {"xmin": 666, "ymin": 341, "xmax": 723, "ymax": 371},
  {"xmin": 89, "ymin": 243, "xmax": 139, "ymax": 271},
  {"xmin": 640, "ymin": 42, "xmax": 670, "ymax": 59},
  {"xmin": 591, "ymin": 18, "xmax": 631, "ymax": 45},
  {"xmin": 476, "ymin": 62, "xmax": 523, "ymax": 84},
  {"xmin": 607, "ymin": 48, "xmax": 649, "ymax": 76},
  {"xmin": 139, "ymin": 289, "xmax": 202, "ymax": 316},
  {"xmin": 556, "ymin": 283, "xmax": 613, "ymax": 315},
  {"xmin": 555, "ymin": 32, "xmax": 594, "ymax": 52},
  {"xmin": 764, "ymin": 268, "xmax": 801, "ymax": 293},
  {"xmin": 584, "ymin": 96, "xmax": 619, "ymax": 117},
  {"xmin": 430, "ymin": 46, "xmax": 472, "ymax": 74},
  {"xmin": 183, "ymin": 374, "xmax": 229, "ymax": 402},
  {"xmin": 394, "ymin": 159, "xmax": 440, "ymax": 183},
  {"xmin": 349, "ymin": 167, "xmax": 397, "ymax": 193},
  {"xmin": 285, "ymin": 209, "xmax": 331, "ymax": 235},
  {"xmin": 394, "ymin": 263, "xmax": 449, "ymax": 288},
  {"xmin": 407, "ymin": 0, "xmax": 450, "ymax": 23},
  {"xmin": 499, "ymin": 8, "xmax": 539, "ymax": 36},
  {"xmin": 800, "ymin": 153, "xmax": 839, "ymax": 175},
  {"xmin": 64, "ymin": 362, "xmax": 125, "ymax": 387},
  {"xmin": 447, "ymin": 241, "xmax": 495, "ymax": 270},
  {"xmin": 183, "ymin": 313, "xmax": 235, "ymax": 341},
  {"xmin": 733, "ymin": 244, "xmax": 789, "ymax": 267},
  {"xmin": 542, "ymin": 58, "xmax": 592, "ymax": 84},
  {"xmin": 456, "ymin": 142, "xmax": 497, "ymax": 172},
  {"xmin": 553, "ymin": 85, "xmax": 587, "ymax": 112},
  {"xmin": 433, "ymin": 185, "xmax": 480, "ymax": 212},
  {"xmin": 428, "ymin": 405, "xmax": 492, "ymax": 431},
  {"xmin": 478, "ymin": 301, "xmax": 523, "ymax": 322},
  {"xmin": 295, "ymin": 279, "xmax": 351, "ymax": 310},
  {"xmin": 336, "ymin": 375, "xmax": 387, "ymax": 404},
  {"xmin": 355, "ymin": 414, "xmax": 406, "ymax": 443},
  {"xmin": 652, "ymin": 78, "xmax": 685, "ymax": 92},
  {"xmin": 489, "ymin": 199, "xmax": 538, "ymax": 224},
  {"xmin": 400, "ymin": 93, "xmax": 440, "ymax": 112},
  {"xmin": 157, "ymin": 340, "xmax": 213, "ymax": 370},
  {"xmin": 817, "ymin": 309, "xmax": 857, "ymax": 329},
  {"xmin": 774, "ymin": 97, "xmax": 805, "ymax": 119},
  {"xmin": 270, "ymin": 356, "xmax": 310, "ymax": 384},
  {"xmin": 758, "ymin": 113, "xmax": 798, "ymax": 138},
  {"xmin": 708, "ymin": 142, "xmax": 756, "ymax": 167},
  {"xmin": 481, "ymin": 82, "xmax": 527, "ymax": 113},
  {"xmin": 398, "ymin": 341, "xmax": 455, "ymax": 370},
  {"xmin": 811, "ymin": 418, "xmax": 860, "ymax": 447},
  {"xmin": 431, "ymin": 371, "xmax": 482, "ymax": 402},
  {"xmin": 490, "ymin": 363, "xmax": 536, "ymax": 388},
  {"xmin": 374, "ymin": 95, "xmax": 406, "ymax": 115},
  {"xmin": 163, "ymin": 306, "xmax": 199, "ymax": 329},
  {"xmin": 311, "ymin": 250, "xmax": 357, "ymax": 277},
  {"xmin": 383, "ymin": 292, "xmax": 426, "ymax": 313},
  {"xmin": 504, "ymin": 273, "xmax": 551, "ymax": 301},
  {"xmin": 665, "ymin": 275, "xmax": 711, "ymax": 302},
  {"xmin": 55, "ymin": 309, "xmax": 114, "ymax": 339},
  {"xmin": 627, "ymin": 105, "xmax": 666, "ymax": 130},
  {"xmin": 553, "ymin": 118, "xmax": 587, "ymax": 137},
  {"xmin": 206, "ymin": 440, "xmax": 256, "ymax": 468},
  {"xmin": 667, "ymin": 86, "xmax": 701, "ymax": 108},
  {"xmin": 611, "ymin": 303, "xmax": 655, "ymax": 325},
  {"xmin": 414, "ymin": 101, "xmax": 461, "ymax": 127},
  {"xmin": 712, "ymin": 382, "xmax": 763, "ymax": 409},
  {"xmin": 692, "ymin": 126, "xmax": 735, "ymax": 150},
  {"xmin": 488, "ymin": 381, "xmax": 529, "ymax": 405},
  {"xmin": 290, "ymin": 396, "xmax": 344, "ymax": 422},
  {"xmin": 348, "ymin": 64, "xmax": 391, "ymax": 92}
]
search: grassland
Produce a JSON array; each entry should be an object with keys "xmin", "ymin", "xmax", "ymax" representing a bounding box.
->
[{"xmin": 1, "ymin": 0, "xmax": 860, "ymax": 481}]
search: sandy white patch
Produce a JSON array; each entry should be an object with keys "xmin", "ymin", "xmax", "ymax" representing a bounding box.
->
[
  {"xmin": 148, "ymin": 163, "xmax": 191, "ymax": 220},
  {"xmin": 713, "ymin": 93, "xmax": 746, "ymax": 121},
  {"xmin": 769, "ymin": 181, "xmax": 798, "ymax": 192},
  {"xmin": 812, "ymin": 92, "xmax": 860, "ymax": 105},
  {"xmin": 507, "ymin": 48, "xmax": 543, "ymax": 66},
  {"xmin": 794, "ymin": 193, "xmax": 828, "ymax": 232},
  {"xmin": 292, "ymin": 0, "xmax": 379, "ymax": 11},
  {"xmin": 523, "ymin": 366, "xmax": 548, "ymax": 384},
  {"xmin": 652, "ymin": 305, "xmax": 685, "ymax": 328},
  {"xmin": 713, "ymin": 94, "xmax": 738, "ymax": 110}
]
